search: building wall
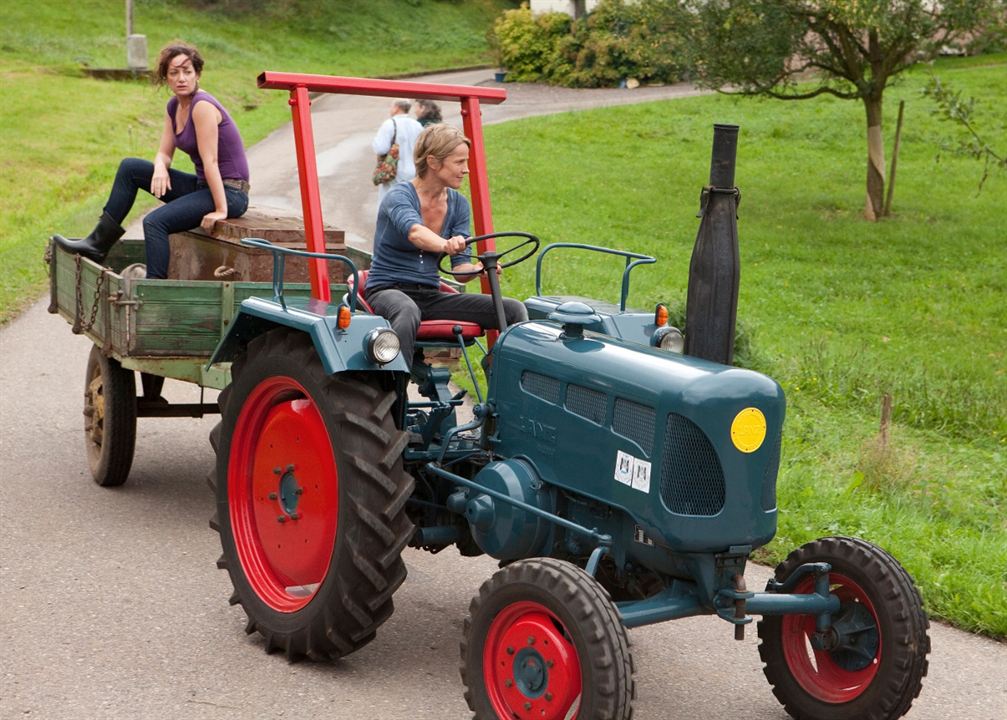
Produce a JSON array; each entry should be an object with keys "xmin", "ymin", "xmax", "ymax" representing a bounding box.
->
[{"xmin": 529, "ymin": 1, "xmax": 602, "ymax": 17}]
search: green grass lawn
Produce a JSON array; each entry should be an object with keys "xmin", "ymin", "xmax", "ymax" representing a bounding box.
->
[
  {"xmin": 483, "ymin": 55, "xmax": 1006, "ymax": 638},
  {"xmin": 0, "ymin": 0, "xmax": 514, "ymax": 322}
]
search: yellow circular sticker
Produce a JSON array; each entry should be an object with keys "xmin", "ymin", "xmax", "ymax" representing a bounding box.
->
[{"xmin": 731, "ymin": 407, "xmax": 767, "ymax": 453}]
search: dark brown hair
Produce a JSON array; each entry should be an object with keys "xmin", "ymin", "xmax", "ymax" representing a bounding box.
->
[{"xmin": 155, "ymin": 42, "xmax": 204, "ymax": 84}]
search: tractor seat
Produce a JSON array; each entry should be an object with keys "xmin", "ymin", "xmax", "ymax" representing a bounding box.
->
[{"xmin": 348, "ymin": 270, "xmax": 484, "ymax": 343}]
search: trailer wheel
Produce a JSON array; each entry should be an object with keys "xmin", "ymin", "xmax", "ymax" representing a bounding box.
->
[
  {"xmin": 84, "ymin": 344, "xmax": 137, "ymax": 487},
  {"xmin": 758, "ymin": 536, "xmax": 930, "ymax": 720},
  {"xmin": 461, "ymin": 558, "xmax": 634, "ymax": 720},
  {"xmin": 211, "ymin": 328, "xmax": 413, "ymax": 660}
]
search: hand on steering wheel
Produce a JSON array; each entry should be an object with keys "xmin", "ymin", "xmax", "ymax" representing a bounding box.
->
[{"xmin": 437, "ymin": 231, "xmax": 541, "ymax": 277}]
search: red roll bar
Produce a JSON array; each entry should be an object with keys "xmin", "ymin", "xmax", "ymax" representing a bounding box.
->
[{"xmin": 257, "ymin": 71, "xmax": 507, "ymax": 304}]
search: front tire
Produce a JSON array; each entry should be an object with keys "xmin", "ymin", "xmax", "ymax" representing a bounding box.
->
[
  {"xmin": 84, "ymin": 344, "xmax": 137, "ymax": 487},
  {"xmin": 461, "ymin": 558, "xmax": 635, "ymax": 720},
  {"xmin": 758, "ymin": 536, "xmax": 930, "ymax": 720},
  {"xmin": 212, "ymin": 328, "xmax": 413, "ymax": 660}
]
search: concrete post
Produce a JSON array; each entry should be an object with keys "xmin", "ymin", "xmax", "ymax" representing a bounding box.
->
[{"xmin": 127, "ymin": 34, "xmax": 147, "ymax": 70}]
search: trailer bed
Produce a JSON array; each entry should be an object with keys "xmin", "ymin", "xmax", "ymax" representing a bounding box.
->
[{"xmin": 47, "ymin": 238, "xmax": 344, "ymax": 389}]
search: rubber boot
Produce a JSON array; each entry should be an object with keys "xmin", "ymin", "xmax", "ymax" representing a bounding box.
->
[{"xmin": 53, "ymin": 211, "xmax": 125, "ymax": 265}]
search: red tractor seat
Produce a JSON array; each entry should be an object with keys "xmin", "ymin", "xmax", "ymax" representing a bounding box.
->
[{"xmin": 348, "ymin": 270, "xmax": 485, "ymax": 343}]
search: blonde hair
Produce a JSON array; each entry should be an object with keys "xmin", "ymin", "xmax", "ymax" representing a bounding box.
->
[{"xmin": 414, "ymin": 125, "xmax": 471, "ymax": 177}]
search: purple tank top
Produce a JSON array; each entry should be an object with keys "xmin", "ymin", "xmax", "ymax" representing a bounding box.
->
[{"xmin": 167, "ymin": 91, "xmax": 250, "ymax": 182}]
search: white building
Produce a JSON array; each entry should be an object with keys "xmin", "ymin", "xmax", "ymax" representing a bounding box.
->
[{"xmin": 529, "ymin": 1, "xmax": 600, "ymax": 18}]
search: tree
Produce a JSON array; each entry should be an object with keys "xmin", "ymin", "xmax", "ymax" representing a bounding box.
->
[{"xmin": 690, "ymin": 0, "xmax": 1004, "ymax": 220}]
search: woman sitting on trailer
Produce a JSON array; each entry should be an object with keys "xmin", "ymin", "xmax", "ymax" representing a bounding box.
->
[
  {"xmin": 366, "ymin": 124, "xmax": 527, "ymax": 368},
  {"xmin": 54, "ymin": 41, "xmax": 250, "ymax": 279}
]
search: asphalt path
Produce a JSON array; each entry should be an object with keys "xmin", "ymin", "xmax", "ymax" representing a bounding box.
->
[{"xmin": 2, "ymin": 69, "xmax": 1004, "ymax": 719}]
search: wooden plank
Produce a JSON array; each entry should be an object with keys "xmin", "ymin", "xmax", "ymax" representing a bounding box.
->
[
  {"xmin": 197, "ymin": 207, "xmax": 344, "ymax": 245},
  {"xmin": 131, "ymin": 281, "xmax": 222, "ymax": 355}
]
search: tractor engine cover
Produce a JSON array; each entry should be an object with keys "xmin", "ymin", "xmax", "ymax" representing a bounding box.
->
[
  {"xmin": 464, "ymin": 459, "xmax": 553, "ymax": 561},
  {"xmin": 487, "ymin": 320, "xmax": 785, "ymax": 554}
]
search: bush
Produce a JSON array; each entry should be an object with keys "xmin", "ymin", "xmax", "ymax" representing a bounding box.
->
[
  {"xmin": 492, "ymin": 0, "xmax": 694, "ymax": 87},
  {"xmin": 492, "ymin": 5, "xmax": 573, "ymax": 80}
]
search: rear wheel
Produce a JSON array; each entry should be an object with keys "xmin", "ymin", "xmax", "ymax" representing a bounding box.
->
[
  {"xmin": 758, "ymin": 536, "xmax": 930, "ymax": 720},
  {"xmin": 461, "ymin": 558, "xmax": 634, "ymax": 720},
  {"xmin": 212, "ymin": 328, "xmax": 413, "ymax": 660},
  {"xmin": 84, "ymin": 344, "xmax": 137, "ymax": 487}
]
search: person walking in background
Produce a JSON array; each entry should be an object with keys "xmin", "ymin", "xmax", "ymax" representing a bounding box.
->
[
  {"xmin": 414, "ymin": 98, "xmax": 443, "ymax": 127},
  {"xmin": 54, "ymin": 41, "xmax": 249, "ymax": 279},
  {"xmin": 372, "ymin": 99, "xmax": 423, "ymax": 205}
]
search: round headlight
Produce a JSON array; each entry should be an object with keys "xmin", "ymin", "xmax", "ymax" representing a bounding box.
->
[
  {"xmin": 366, "ymin": 328, "xmax": 401, "ymax": 365},
  {"xmin": 652, "ymin": 326, "xmax": 685, "ymax": 353}
]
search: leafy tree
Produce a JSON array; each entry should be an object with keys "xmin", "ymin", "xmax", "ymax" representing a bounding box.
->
[
  {"xmin": 690, "ymin": 0, "xmax": 1005, "ymax": 220},
  {"xmin": 923, "ymin": 75, "xmax": 1007, "ymax": 192}
]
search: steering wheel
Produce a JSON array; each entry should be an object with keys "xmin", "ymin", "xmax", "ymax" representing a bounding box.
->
[{"xmin": 437, "ymin": 231, "xmax": 540, "ymax": 277}]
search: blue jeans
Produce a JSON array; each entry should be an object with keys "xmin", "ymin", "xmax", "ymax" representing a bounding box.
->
[{"xmin": 103, "ymin": 157, "xmax": 249, "ymax": 278}]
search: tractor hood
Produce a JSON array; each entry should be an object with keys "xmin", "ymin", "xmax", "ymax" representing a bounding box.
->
[{"xmin": 488, "ymin": 320, "xmax": 785, "ymax": 553}]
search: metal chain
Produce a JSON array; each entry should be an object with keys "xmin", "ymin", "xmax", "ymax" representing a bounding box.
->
[{"xmin": 73, "ymin": 254, "xmax": 106, "ymax": 334}]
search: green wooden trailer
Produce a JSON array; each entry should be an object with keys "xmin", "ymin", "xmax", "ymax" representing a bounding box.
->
[{"xmin": 46, "ymin": 234, "xmax": 349, "ymax": 487}]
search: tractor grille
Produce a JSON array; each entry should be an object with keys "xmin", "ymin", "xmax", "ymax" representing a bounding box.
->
[
  {"xmin": 660, "ymin": 413, "xmax": 725, "ymax": 516},
  {"xmin": 761, "ymin": 432, "xmax": 782, "ymax": 511},
  {"xmin": 521, "ymin": 371, "xmax": 561, "ymax": 404},
  {"xmin": 566, "ymin": 384, "xmax": 607, "ymax": 424},
  {"xmin": 613, "ymin": 398, "xmax": 655, "ymax": 455}
]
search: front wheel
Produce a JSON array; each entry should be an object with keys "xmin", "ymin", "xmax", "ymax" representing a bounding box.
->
[
  {"xmin": 83, "ymin": 345, "xmax": 137, "ymax": 487},
  {"xmin": 212, "ymin": 328, "xmax": 414, "ymax": 660},
  {"xmin": 461, "ymin": 558, "xmax": 635, "ymax": 720},
  {"xmin": 758, "ymin": 536, "xmax": 930, "ymax": 720}
]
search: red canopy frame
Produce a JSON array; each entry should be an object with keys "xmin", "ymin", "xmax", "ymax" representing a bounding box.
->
[{"xmin": 257, "ymin": 71, "xmax": 508, "ymax": 304}]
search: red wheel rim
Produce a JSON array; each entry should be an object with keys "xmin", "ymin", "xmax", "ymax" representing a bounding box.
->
[
  {"xmin": 780, "ymin": 573, "xmax": 881, "ymax": 703},
  {"xmin": 228, "ymin": 376, "xmax": 338, "ymax": 612},
  {"xmin": 483, "ymin": 601, "xmax": 582, "ymax": 720}
]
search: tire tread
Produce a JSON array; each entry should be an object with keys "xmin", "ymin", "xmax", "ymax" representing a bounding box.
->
[
  {"xmin": 757, "ymin": 535, "xmax": 929, "ymax": 720},
  {"xmin": 211, "ymin": 329, "xmax": 413, "ymax": 661}
]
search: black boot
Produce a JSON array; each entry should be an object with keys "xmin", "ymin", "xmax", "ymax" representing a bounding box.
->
[{"xmin": 53, "ymin": 211, "xmax": 125, "ymax": 265}]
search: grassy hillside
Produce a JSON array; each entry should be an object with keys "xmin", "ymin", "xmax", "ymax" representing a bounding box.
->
[
  {"xmin": 0, "ymin": 0, "xmax": 515, "ymax": 321},
  {"xmin": 482, "ymin": 55, "xmax": 1006, "ymax": 637}
]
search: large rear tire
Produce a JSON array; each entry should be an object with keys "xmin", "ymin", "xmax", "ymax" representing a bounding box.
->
[
  {"xmin": 212, "ymin": 328, "xmax": 414, "ymax": 660},
  {"xmin": 758, "ymin": 536, "xmax": 930, "ymax": 720},
  {"xmin": 461, "ymin": 558, "xmax": 635, "ymax": 720},
  {"xmin": 84, "ymin": 344, "xmax": 137, "ymax": 487}
]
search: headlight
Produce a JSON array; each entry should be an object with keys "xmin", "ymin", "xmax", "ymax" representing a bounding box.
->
[
  {"xmin": 365, "ymin": 328, "xmax": 400, "ymax": 365},
  {"xmin": 652, "ymin": 326, "xmax": 684, "ymax": 353}
]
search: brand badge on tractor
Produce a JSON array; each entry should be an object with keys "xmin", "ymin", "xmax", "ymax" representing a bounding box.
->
[{"xmin": 730, "ymin": 407, "xmax": 766, "ymax": 453}]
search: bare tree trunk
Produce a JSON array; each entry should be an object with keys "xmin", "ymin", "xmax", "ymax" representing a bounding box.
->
[{"xmin": 864, "ymin": 94, "xmax": 886, "ymax": 221}]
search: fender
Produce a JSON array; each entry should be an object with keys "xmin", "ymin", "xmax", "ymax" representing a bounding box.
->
[{"xmin": 208, "ymin": 295, "xmax": 410, "ymax": 375}]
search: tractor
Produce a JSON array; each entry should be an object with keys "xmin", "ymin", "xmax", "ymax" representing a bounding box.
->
[{"xmin": 203, "ymin": 73, "xmax": 929, "ymax": 720}]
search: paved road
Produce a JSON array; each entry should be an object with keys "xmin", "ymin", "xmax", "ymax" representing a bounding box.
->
[{"xmin": 2, "ymin": 69, "xmax": 1005, "ymax": 719}]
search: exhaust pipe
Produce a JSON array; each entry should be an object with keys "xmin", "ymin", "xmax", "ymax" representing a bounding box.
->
[{"xmin": 685, "ymin": 124, "xmax": 740, "ymax": 365}]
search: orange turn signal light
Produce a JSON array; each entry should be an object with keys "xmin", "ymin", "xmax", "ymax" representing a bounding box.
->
[
  {"xmin": 337, "ymin": 304, "xmax": 352, "ymax": 330},
  {"xmin": 655, "ymin": 303, "xmax": 669, "ymax": 327}
]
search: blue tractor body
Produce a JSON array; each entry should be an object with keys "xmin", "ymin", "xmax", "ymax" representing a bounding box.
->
[{"xmin": 487, "ymin": 319, "xmax": 784, "ymax": 558}]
